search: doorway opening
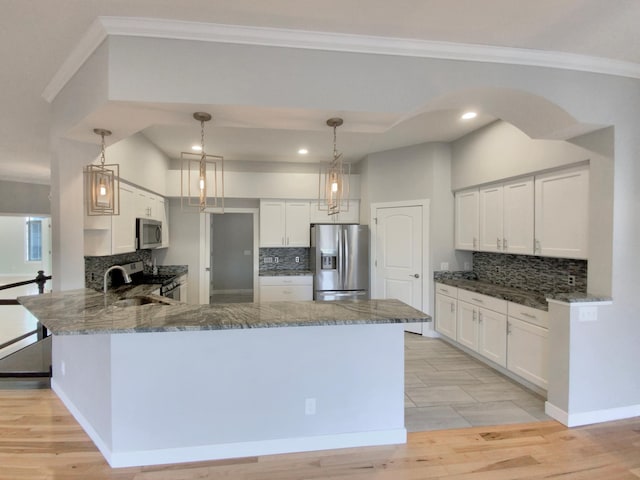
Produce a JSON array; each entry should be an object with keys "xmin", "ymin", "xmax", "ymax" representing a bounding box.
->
[{"xmin": 209, "ymin": 212, "xmax": 255, "ymax": 304}]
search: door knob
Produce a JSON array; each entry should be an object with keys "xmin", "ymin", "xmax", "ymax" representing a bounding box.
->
[{"xmin": 410, "ymin": 274, "xmax": 420, "ymax": 278}]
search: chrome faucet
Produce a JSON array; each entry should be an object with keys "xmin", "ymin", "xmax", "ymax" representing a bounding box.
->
[{"xmin": 103, "ymin": 265, "xmax": 132, "ymax": 293}]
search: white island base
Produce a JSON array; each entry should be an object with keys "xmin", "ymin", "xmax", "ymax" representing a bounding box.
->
[{"xmin": 52, "ymin": 323, "xmax": 406, "ymax": 468}]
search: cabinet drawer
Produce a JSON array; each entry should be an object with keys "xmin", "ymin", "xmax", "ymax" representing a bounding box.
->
[
  {"xmin": 435, "ymin": 283, "xmax": 457, "ymax": 298},
  {"xmin": 259, "ymin": 285, "xmax": 313, "ymax": 301},
  {"xmin": 507, "ymin": 302, "xmax": 548, "ymax": 328},
  {"xmin": 458, "ymin": 288, "xmax": 507, "ymax": 314},
  {"xmin": 259, "ymin": 275, "xmax": 313, "ymax": 286}
]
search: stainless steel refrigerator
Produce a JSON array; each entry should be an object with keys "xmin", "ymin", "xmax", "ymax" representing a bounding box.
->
[{"xmin": 311, "ymin": 224, "xmax": 369, "ymax": 301}]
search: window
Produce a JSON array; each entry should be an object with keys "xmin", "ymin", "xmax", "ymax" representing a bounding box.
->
[{"xmin": 26, "ymin": 217, "xmax": 42, "ymax": 262}]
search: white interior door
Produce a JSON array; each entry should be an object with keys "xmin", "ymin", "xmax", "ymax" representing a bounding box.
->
[{"xmin": 373, "ymin": 204, "xmax": 424, "ymax": 334}]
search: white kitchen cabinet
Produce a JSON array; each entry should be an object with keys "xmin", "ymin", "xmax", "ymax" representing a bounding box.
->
[
  {"xmin": 456, "ymin": 289, "xmax": 507, "ymax": 367},
  {"xmin": 259, "ymin": 275, "xmax": 313, "ymax": 302},
  {"xmin": 259, "ymin": 200, "xmax": 310, "ymax": 247},
  {"xmin": 479, "ymin": 184, "xmax": 503, "ymax": 252},
  {"xmin": 111, "ymin": 184, "xmax": 136, "ymax": 254},
  {"xmin": 478, "ymin": 178, "xmax": 534, "ymax": 254},
  {"xmin": 158, "ymin": 196, "xmax": 169, "ymax": 248},
  {"xmin": 309, "ymin": 199, "xmax": 360, "ymax": 224},
  {"xmin": 434, "ymin": 283, "xmax": 457, "ymax": 340},
  {"xmin": 136, "ymin": 189, "xmax": 164, "ymax": 221},
  {"xmin": 534, "ymin": 165, "xmax": 589, "ymax": 259},
  {"xmin": 507, "ymin": 302, "xmax": 549, "ymax": 389},
  {"xmin": 454, "ymin": 189, "xmax": 479, "ymax": 250},
  {"xmin": 503, "ymin": 177, "xmax": 534, "ymax": 255}
]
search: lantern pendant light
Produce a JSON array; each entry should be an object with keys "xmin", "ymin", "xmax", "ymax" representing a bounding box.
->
[
  {"xmin": 85, "ymin": 128, "xmax": 120, "ymax": 216},
  {"xmin": 180, "ymin": 112, "xmax": 224, "ymax": 212},
  {"xmin": 318, "ymin": 117, "xmax": 350, "ymax": 215}
]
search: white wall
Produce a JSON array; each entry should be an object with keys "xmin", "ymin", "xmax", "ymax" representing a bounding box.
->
[
  {"xmin": 0, "ymin": 216, "xmax": 48, "ymax": 275},
  {"xmin": 0, "ymin": 180, "xmax": 50, "ymax": 215},
  {"xmin": 105, "ymin": 133, "xmax": 170, "ymax": 195}
]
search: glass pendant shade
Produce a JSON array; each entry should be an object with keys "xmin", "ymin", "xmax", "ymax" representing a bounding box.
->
[
  {"xmin": 318, "ymin": 118, "xmax": 350, "ymax": 215},
  {"xmin": 180, "ymin": 112, "xmax": 224, "ymax": 212},
  {"xmin": 85, "ymin": 128, "xmax": 120, "ymax": 216}
]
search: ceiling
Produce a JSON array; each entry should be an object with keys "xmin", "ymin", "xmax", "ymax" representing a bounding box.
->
[{"xmin": 2, "ymin": 0, "xmax": 640, "ymax": 183}]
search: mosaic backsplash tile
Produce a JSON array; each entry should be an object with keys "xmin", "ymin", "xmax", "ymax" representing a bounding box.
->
[
  {"xmin": 472, "ymin": 252, "xmax": 587, "ymax": 295},
  {"xmin": 85, "ymin": 250, "xmax": 152, "ymax": 291},
  {"xmin": 259, "ymin": 247, "xmax": 310, "ymax": 272}
]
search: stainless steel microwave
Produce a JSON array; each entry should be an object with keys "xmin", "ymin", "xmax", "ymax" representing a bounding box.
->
[{"xmin": 136, "ymin": 218, "xmax": 162, "ymax": 249}]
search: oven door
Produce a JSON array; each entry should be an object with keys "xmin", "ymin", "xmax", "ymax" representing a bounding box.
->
[{"xmin": 162, "ymin": 285, "xmax": 180, "ymax": 302}]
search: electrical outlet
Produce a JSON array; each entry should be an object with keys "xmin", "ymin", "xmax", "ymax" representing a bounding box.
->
[
  {"xmin": 464, "ymin": 262, "xmax": 470, "ymax": 270},
  {"xmin": 568, "ymin": 275, "xmax": 576, "ymax": 286},
  {"xmin": 495, "ymin": 266, "xmax": 500, "ymax": 273},
  {"xmin": 60, "ymin": 361, "xmax": 66, "ymax": 376},
  {"xmin": 305, "ymin": 398, "xmax": 317, "ymax": 415},
  {"xmin": 295, "ymin": 256, "xmax": 300, "ymax": 263},
  {"xmin": 274, "ymin": 257, "xmax": 279, "ymax": 263},
  {"xmin": 440, "ymin": 262, "xmax": 449, "ymax": 271},
  {"xmin": 264, "ymin": 257, "xmax": 273, "ymax": 264}
]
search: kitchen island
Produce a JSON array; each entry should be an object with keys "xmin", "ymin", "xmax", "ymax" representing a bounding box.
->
[{"xmin": 19, "ymin": 289, "xmax": 430, "ymax": 468}]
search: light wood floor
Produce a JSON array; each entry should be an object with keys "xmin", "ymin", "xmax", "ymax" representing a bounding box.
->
[{"xmin": 1, "ymin": 389, "xmax": 639, "ymax": 479}]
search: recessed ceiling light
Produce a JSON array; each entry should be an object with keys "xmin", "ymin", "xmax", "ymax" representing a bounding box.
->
[
  {"xmin": 191, "ymin": 145, "xmax": 202, "ymax": 151},
  {"xmin": 461, "ymin": 111, "xmax": 477, "ymax": 120},
  {"xmin": 298, "ymin": 148, "xmax": 309, "ymax": 155}
]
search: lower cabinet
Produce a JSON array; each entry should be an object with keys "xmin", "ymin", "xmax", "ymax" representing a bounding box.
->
[
  {"xmin": 507, "ymin": 302, "xmax": 549, "ymax": 389},
  {"xmin": 435, "ymin": 282, "xmax": 548, "ymax": 390},
  {"xmin": 456, "ymin": 290, "xmax": 507, "ymax": 368},
  {"xmin": 259, "ymin": 275, "xmax": 313, "ymax": 302},
  {"xmin": 435, "ymin": 284, "xmax": 457, "ymax": 340}
]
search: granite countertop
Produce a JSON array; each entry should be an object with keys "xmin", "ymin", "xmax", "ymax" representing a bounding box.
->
[
  {"xmin": 259, "ymin": 270, "xmax": 313, "ymax": 277},
  {"xmin": 18, "ymin": 288, "xmax": 430, "ymax": 336},
  {"xmin": 435, "ymin": 278, "xmax": 611, "ymax": 311}
]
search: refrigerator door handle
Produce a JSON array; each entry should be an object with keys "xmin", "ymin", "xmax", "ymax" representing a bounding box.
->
[{"xmin": 343, "ymin": 227, "xmax": 349, "ymax": 288}]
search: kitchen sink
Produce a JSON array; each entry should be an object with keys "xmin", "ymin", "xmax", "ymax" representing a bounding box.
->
[{"xmin": 113, "ymin": 296, "xmax": 172, "ymax": 307}]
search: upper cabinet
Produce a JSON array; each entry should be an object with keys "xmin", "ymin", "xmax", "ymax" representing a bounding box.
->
[
  {"xmin": 534, "ymin": 166, "xmax": 589, "ymax": 259},
  {"xmin": 309, "ymin": 199, "xmax": 360, "ymax": 224},
  {"xmin": 259, "ymin": 200, "xmax": 310, "ymax": 247},
  {"xmin": 478, "ymin": 178, "xmax": 534, "ymax": 255},
  {"xmin": 455, "ymin": 165, "xmax": 588, "ymax": 259},
  {"xmin": 84, "ymin": 184, "xmax": 169, "ymax": 256},
  {"xmin": 454, "ymin": 189, "xmax": 479, "ymax": 250}
]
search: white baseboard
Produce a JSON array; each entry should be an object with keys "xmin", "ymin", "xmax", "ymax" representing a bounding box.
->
[
  {"xmin": 52, "ymin": 379, "xmax": 405, "ymax": 468},
  {"xmin": 545, "ymin": 401, "xmax": 640, "ymax": 427}
]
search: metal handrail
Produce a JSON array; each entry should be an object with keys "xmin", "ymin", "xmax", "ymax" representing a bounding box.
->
[{"xmin": 0, "ymin": 270, "xmax": 52, "ymax": 351}]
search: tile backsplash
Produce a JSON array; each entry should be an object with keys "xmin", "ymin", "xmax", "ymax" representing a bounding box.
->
[
  {"xmin": 259, "ymin": 248, "xmax": 310, "ymax": 272},
  {"xmin": 472, "ymin": 252, "xmax": 587, "ymax": 295},
  {"xmin": 85, "ymin": 250, "xmax": 152, "ymax": 291}
]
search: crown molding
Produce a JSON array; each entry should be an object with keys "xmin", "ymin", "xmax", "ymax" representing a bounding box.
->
[{"xmin": 43, "ymin": 16, "xmax": 640, "ymax": 103}]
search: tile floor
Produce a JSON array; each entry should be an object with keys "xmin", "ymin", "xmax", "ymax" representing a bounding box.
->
[{"xmin": 404, "ymin": 332, "xmax": 550, "ymax": 432}]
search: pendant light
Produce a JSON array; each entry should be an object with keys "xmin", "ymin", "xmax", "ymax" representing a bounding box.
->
[
  {"xmin": 85, "ymin": 128, "xmax": 120, "ymax": 216},
  {"xmin": 180, "ymin": 112, "xmax": 224, "ymax": 212},
  {"xmin": 318, "ymin": 117, "xmax": 350, "ymax": 215}
]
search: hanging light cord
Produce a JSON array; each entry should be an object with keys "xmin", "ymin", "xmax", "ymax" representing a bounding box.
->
[
  {"xmin": 99, "ymin": 131, "xmax": 106, "ymax": 166},
  {"xmin": 200, "ymin": 119, "xmax": 206, "ymax": 157}
]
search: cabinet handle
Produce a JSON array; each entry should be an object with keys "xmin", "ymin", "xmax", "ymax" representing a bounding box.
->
[
  {"xmin": 473, "ymin": 237, "xmax": 477, "ymax": 249},
  {"xmin": 507, "ymin": 321, "xmax": 512, "ymax": 335},
  {"xmin": 534, "ymin": 239, "xmax": 541, "ymax": 254},
  {"xmin": 521, "ymin": 312, "xmax": 537, "ymax": 319},
  {"xmin": 503, "ymin": 238, "xmax": 508, "ymax": 250},
  {"xmin": 473, "ymin": 310, "xmax": 477, "ymax": 321},
  {"xmin": 497, "ymin": 237, "xmax": 501, "ymax": 250},
  {"xmin": 472, "ymin": 297, "xmax": 484, "ymax": 304},
  {"xmin": 282, "ymin": 237, "xmax": 285, "ymax": 246},
  {"xmin": 478, "ymin": 311, "xmax": 483, "ymax": 323},
  {"xmin": 450, "ymin": 303, "xmax": 455, "ymax": 313}
]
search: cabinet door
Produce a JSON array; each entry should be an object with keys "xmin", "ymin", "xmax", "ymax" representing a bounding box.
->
[
  {"xmin": 111, "ymin": 185, "xmax": 136, "ymax": 254},
  {"xmin": 478, "ymin": 308, "xmax": 507, "ymax": 367},
  {"xmin": 456, "ymin": 301, "xmax": 478, "ymax": 350},
  {"xmin": 479, "ymin": 185, "xmax": 503, "ymax": 252},
  {"xmin": 503, "ymin": 178, "xmax": 534, "ymax": 255},
  {"xmin": 507, "ymin": 317, "xmax": 549, "ymax": 389},
  {"xmin": 259, "ymin": 201, "xmax": 285, "ymax": 247},
  {"xmin": 455, "ymin": 189, "xmax": 479, "ymax": 250},
  {"xmin": 158, "ymin": 196, "xmax": 169, "ymax": 248},
  {"xmin": 435, "ymin": 293, "xmax": 457, "ymax": 340},
  {"xmin": 259, "ymin": 285, "xmax": 312, "ymax": 301},
  {"xmin": 534, "ymin": 166, "xmax": 589, "ymax": 259},
  {"xmin": 284, "ymin": 201, "xmax": 310, "ymax": 247}
]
